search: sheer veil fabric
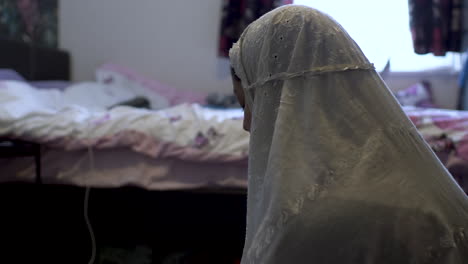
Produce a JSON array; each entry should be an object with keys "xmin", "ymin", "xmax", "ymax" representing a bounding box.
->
[{"xmin": 230, "ymin": 5, "xmax": 468, "ymax": 264}]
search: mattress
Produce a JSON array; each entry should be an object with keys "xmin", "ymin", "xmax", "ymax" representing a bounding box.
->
[{"xmin": 1, "ymin": 147, "xmax": 247, "ymax": 191}]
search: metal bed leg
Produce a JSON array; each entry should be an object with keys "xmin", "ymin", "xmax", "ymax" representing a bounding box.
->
[{"xmin": 35, "ymin": 144, "xmax": 41, "ymax": 184}]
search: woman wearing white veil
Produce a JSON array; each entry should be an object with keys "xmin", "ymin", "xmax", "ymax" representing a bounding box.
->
[{"xmin": 229, "ymin": 5, "xmax": 468, "ymax": 264}]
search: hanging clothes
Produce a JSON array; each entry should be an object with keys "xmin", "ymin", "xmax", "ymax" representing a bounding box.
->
[
  {"xmin": 218, "ymin": 0, "xmax": 292, "ymax": 57},
  {"xmin": 409, "ymin": 0, "xmax": 463, "ymax": 56}
]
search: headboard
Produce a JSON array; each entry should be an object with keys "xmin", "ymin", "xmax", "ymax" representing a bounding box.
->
[{"xmin": 0, "ymin": 38, "xmax": 70, "ymax": 81}]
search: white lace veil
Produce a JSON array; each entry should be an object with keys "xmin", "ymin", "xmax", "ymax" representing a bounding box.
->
[{"xmin": 230, "ymin": 5, "xmax": 468, "ymax": 264}]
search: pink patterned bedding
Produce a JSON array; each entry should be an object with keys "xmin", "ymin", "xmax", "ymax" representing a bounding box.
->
[{"xmin": 405, "ymin": 107, "xmax": 468, "ymax": 193}]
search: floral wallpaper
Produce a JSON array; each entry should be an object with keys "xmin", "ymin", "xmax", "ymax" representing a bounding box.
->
[{"xmin": 0, "ymin": 0, "xmax": 58, "ymax": 48}]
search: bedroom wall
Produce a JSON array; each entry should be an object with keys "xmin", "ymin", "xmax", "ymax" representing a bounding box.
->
[
  {"xmin": 59, "ymin": 0, "xmax": 232, "ymax": 93},
  {"xmin": 59, "ymin": 0, "xmax": 459, "ymax": 108}
]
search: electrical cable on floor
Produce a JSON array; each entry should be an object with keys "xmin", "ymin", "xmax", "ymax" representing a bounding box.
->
[
  {"xmin": 85, "ymin": 146, "xmax": 97, "ymax": 264},
  {"xmin": 84, "ymin": 187, "xmax": 96, "ymax": 264}
]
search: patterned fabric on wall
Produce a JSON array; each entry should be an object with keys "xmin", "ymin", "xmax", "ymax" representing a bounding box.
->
[
  {"xmin": 0, "ymin": 0, "xmax": 58, "ymax": 48},
  {"xmin": 409, "ymin": 0, "xmax": 463, "ymax": 56},
  {"xmin": 218, "ymin": 0, "xmax": 293, "ymax": 57}
]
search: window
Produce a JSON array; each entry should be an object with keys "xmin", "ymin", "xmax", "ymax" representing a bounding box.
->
[{"xmin": 294, "ymin": 0, "xmax": 460, "ymax": 72}]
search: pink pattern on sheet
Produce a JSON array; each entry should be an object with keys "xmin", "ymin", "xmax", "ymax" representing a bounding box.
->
[
  {"xmin": 408, "ymin": 115, "xmax": 422, "ymax": 126},
  {"xmin": 456, "ymin": 134, "xmax": 468, "ymax": 160},
  {"xmin": 37, "ymin": 129, "xmax": 247, "ymax": 164},
  {"xmin": 406, "ymin": 108, "xmax": 468, "ymax": 161},
  {"xmin": 405, "ymin": 107, "xmax": 468, "ymax": 193},
  {"xmin": 193, "ymin": 132, "xmax": 210, "ymax": 148},
  {"xmin": 432, "ymin": 115, "xmax": 468, "ymax": 131},
  {"xmin": 169, "ymin": 115, "xmax": 182, "ymax": 123},
  {"xmin": 93, "ymin": 113, "xmax": 111, "ymax": 125}
]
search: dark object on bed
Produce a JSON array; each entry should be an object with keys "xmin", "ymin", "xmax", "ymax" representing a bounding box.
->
[
  {"xmin": 109, "ymin": 96, "xmax": 151, "ymax": 110},
  {"xmin": 206, "ymin": 93, "xmax": 241, "ymax": 108},
  {"xmin": 0, "ymin": 38, "xmax": 70, "ymax": 81}
]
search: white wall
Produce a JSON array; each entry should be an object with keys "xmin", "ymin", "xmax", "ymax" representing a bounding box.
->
[{"xmin": 59, "ymin": 0, "xmax": 232, "ymax": 93}]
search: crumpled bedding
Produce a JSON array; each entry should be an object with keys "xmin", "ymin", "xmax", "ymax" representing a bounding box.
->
[{"xmin": 0, "ymin": 81, "xmax": 249, "ymax": 163}]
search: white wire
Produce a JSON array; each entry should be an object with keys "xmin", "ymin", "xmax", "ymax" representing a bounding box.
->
[
  {"xmin": 85, "ymin": 146, "xmax": 97, "ymax": 264},
  {"xmin": 84, "ymin": 186, "xmax": 96, "ymax": 264}
]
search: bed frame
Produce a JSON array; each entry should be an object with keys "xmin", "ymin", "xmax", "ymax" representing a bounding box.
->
[
  {"xmin": 0, "ymin": 37, "xmax": 70, "ymax": 81},
  {"xmin": 0, "ymin": 38, "xmax": 71, "ymax": 184}
]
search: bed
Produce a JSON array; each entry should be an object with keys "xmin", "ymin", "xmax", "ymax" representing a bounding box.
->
[
  {"xmin": 0, "ymin": 97, "xmax": 249, "ymax": 191},
  {"xmin": 0, "ymin": 38, "xmax": 249, "ymax": 192},
  {"xmin": 1, "ymin": 38, "xmax": 468, "ymax": 194}
]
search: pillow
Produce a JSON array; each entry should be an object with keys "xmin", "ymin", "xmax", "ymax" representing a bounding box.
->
[
  {"xmin": 0, "ymin": 69, "xmax": 27, "ymax": 82},
  {"xmin": 395, "ymin": 81, "xmax": 436, "ymax": 108},
  {"xmin": 96, "ymin": 65, "xmax": 169, "ymax": 109},
  {"xmin": 96, "ymin": 63, "xmax": 206, "ymax": 107}
]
